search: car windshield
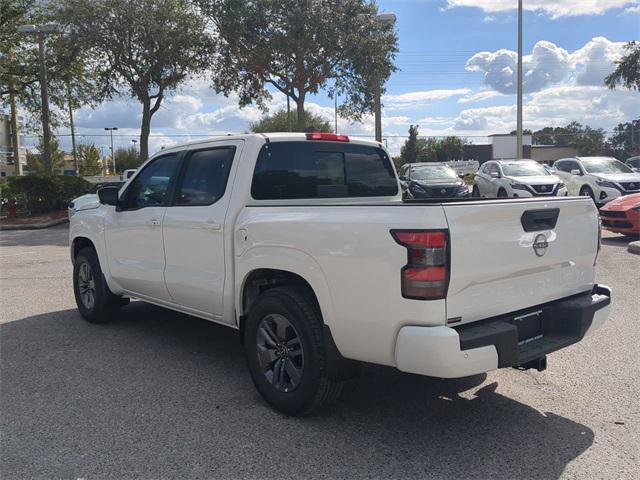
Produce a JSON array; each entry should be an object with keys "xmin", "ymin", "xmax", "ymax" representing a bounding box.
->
[
  {"xmin": 411, "ymin": 165, "xmax": 458, "ymax": 180},
  {"xmin": 501, "ymin": 162, "xmax": 549, "ymax": 177},
  {"xmin": 583, "ymin": 158, "xmax": 633, "ymax": 174}
]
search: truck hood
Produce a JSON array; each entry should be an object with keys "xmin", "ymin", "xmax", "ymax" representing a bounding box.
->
[{"xmin": 70, "ymin": 194, "xmax": 100, "ymax": 213}]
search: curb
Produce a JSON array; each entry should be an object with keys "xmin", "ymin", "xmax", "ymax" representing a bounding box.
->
[
  {"xmin": 628, "ymin": 241, "xmax": 640, "ymax": 255},
  {"xmin": 0, "ymin": 217, "xmax": 68, "ymax": 231}
]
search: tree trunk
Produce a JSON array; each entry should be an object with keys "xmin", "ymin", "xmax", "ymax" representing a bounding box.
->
[
  {"xmin": 140, "ymin": 99, "xmax": 151, "ymax": 161},
  {"xmin": 296, "ymin": 92, "xmax": 306, "ymax": 131}
]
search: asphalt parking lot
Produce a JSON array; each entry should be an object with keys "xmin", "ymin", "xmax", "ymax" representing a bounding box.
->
[{"xmin": 1, "ymin": 224, "xmax": 638, "ymax": 479}]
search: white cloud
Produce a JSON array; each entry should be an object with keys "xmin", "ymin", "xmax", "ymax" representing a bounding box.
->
[
  {"xmin": 570, "ymin": 36, "xmax": 627, "ymax": 86},
  {"xmin": 452, "ymin": 85, "xmax": 639, "ymax": 134},
  {"xmin": 445, "ymin": 1, "xmax": 639, "ymax": 19},
  {"xmin": 458, "ymin": 90, "xmax": 504, "ymax": 103},
  {"xmin": 466, "ymin": 41, "xmax": 570, "ymax": 94},
  {"xmin": 383, "ymin": 88, "xmax": 472, "ymax": 109},
  {"xmin": 483, "ymin": 15, "xmax": 496, "ymax": 22},
  {"xmin": 625, "ymin": 5, "xmax": 640, "ymax": 12}
]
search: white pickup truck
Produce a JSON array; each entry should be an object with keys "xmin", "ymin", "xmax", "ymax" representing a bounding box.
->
[{"xmin": 69, "ymin": 133, "xmax": 611, "ymax": 415}]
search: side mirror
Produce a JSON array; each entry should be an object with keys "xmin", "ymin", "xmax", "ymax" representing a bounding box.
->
[
  {"xmin": 490, "ymin": 171, "xmax": 500, "ymax": 178},
  {"xmin": 570, "ymin": 169, "xmax": 582, "ymax": 176},
  {"xmin": 97, "ymin": 186, "xmax": 120, "ymax": 206}
]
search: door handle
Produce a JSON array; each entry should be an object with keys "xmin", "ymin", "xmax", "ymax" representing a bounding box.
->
[
  {"xmin": 201, "ymin": 221, "xmax": 222, "ymax": 231},
  {"xmin": 148, "ymin": 218, "xmax": 161, "ymax": 226}
]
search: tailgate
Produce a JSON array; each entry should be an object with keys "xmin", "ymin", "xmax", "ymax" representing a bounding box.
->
[{"xmin": 442, "ymin": 197, "xmax": 599, "ymax": 325}]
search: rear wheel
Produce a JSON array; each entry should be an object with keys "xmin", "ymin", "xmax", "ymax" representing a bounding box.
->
[
  {"xmin": 244, "ymin": 286, "xmax": 343, "ymax": 415},
  {"xmin": 497, "ymin": 188, "xmax": 508, "ymax": 198},
  {"xmin": 73, "ymin": 247, "xmax": 121, "ymax": 323}
]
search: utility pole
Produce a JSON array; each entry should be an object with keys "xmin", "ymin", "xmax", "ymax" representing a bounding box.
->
[
  {"xmin": 67, "ymin": 84, "xmax": 78, "ymax": 174},
  {"xmin": 104, "ymin": 127, "xmax": 118, "ymax": 174},
  {"xmin": 334, "ymin": 93, "xmax": 338, "ymax": 133},
  {"xmin": 373, "ymin": 13, "xmax": 396, "ymax": 143},
  {"xmin": 516, "ymin": 0, "xmax": 524, "ymax": 159},
  {"xmin": 7, "ymin": 49, "xmax": 22, "ymax": 175},
  {"xmin": 18, "ymin": 23, "xmax": 59, "ymax": 175}
]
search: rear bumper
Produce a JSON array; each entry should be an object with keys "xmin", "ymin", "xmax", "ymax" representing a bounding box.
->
[{"xmin": 395, "ymin": 285, "xmax": 611, "ymax": 378}]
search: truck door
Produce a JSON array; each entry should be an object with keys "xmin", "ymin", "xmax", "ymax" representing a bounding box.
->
[
  {"xmin": 162, "ymin": 142, "xmax": 242, "ymax": 321},
  {"xmin": 105, "ymin": 152, "xmax": 182, "ymax": 301}
]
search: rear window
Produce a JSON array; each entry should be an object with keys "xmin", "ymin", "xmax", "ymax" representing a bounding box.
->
[{"xmin": 251, "ymin": 141, "xmax": 398, "ymax": 200}]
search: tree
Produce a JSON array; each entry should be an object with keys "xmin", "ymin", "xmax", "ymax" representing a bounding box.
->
[
  {"xmin": 58, "ymin": 0, "xmax": 212, "ymax": 160},
  {"xmin": 113, "ymin": 147, "xmax": 143, "ymax": 173},
  {"xmin": 399, "ymin": 125, "xmax": 419, "ymax": 165},
  {"xmin": 249, "ymin": 110, "xmax": 332, "ymax": 133},
  {"xmin": 605, "ymin": 41, "xmax": 640, "ymax": 91},
  {"xmin": 197, "ymin": 0, "xmax": 398, "ymax": 130},
  {"xmin": 77, "ymin": 144, "xmax": 103, "ymax": 175},
  {"xmin": 1, "ymin": 0, "xmax": 102, "ymax": 174},
  {"xmin": 397, "ymin": 125, "xmax": 467, "ymax": 167},
  {"xmin": 25, "ymin": 137, "xmax": 66, "ymax": 174},
  {"xmin": 607, "ymin": 119, "xmax": 640, "ymax": 159}
]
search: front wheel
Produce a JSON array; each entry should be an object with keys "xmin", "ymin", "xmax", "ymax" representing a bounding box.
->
[
  {"xmin": 244, "ymin": 287, "xmax": 343, "ymax": 416},
  {"xmin": 73, "ymin": 247, "xmax": 121, "ymax": 323},
  {"xmin": 580, "ymin": 186, "xmax": 596, "ymax": 203},
  {"xmin": 497, "ymin": 188, "xmax": 508, "ymax": 198},
  {"xmin": 472, "ymin": 185, "xmax": 480, "ymax": 198}
]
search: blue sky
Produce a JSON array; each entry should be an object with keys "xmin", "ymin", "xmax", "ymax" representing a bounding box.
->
[{"xmin": 40, "ymin": 0, "xmax": 640, "ymax": 155}]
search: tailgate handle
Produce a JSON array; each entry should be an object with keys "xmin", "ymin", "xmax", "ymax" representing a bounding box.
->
[{"xmin": 521, "ymin": 208, "xmax": 559, "ymax": 232}]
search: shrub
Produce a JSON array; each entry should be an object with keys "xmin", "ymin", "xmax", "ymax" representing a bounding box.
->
[{"xmin": 2, "ymin": 175, "xmax": 93, "ymax": 214}]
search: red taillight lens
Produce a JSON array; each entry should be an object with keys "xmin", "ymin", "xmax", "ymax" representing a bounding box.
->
[
  {"xmin": 306, "ymin": 132, "xmax": 350, "ymax": 142},
  {"xmin": 391, "ymin": 230, "xmax": 449, "ymax": 300}
]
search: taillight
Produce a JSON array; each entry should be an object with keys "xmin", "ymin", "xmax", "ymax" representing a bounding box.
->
[
  {"xmin": 306, "ymin": 132, "xmax": 349, "ymax": 142},
  {"xmin": 391, "ymin": 230, "xmax": 449, "ymax": 300}
]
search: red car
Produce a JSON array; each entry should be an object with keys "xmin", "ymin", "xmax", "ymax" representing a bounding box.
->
[{"xmin": 599, "ymin": 193, "xmax": 640, "ymax": 235}]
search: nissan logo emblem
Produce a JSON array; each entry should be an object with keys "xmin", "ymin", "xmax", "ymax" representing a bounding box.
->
[
  {"xmin": 533, "ymin": 233, "xmax": 549, "ymax": 257},
  {"xmin": 629, "ymin": 183, "xmax": 636, "ymax": 189},
  {"xmin": 541, "ymin": 185, "xmax": 547, "ymax": 191},
  {"xmin": 440, "ymin": 189, "xmax": 447, "ymax": 194}
]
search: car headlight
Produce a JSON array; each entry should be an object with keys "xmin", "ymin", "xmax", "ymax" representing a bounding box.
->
[
  {"xmin": 557, "ymin": 182, "xmax": 565, "ymax": 189},
  {"xmin": 456, "ymin": 185, "xmax": 470, "ymax": 196},
  {"xmin": 595, "ymin": 177, "xmax": 618, "ymax": 189},
  {"xmin": 410, "ymin": 182, "xmax": 427, "ymax": 192},
  {"xmin": 511, "ymin": 183, "xmax": 529, "ymax": 191},
  {"xmin": 632, "ymin": 205, "xmax": 640, "ymax": 212}
]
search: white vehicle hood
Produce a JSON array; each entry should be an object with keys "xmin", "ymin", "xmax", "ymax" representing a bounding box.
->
[
  {"xmin": 508, "ymin": 175, "xmax": 561, "ymax": 185},
  {"xmin": 591, "ymin": 173, "xmax": 640, "ymax": 183},
  {"xmin": 71, "ymin": 193, "xmax": 100, "ymax": 212}
]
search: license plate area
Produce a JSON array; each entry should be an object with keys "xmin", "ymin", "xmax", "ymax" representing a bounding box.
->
[{"xmin": 511, "ymin": 310, "xmax": 544, "ymax": 345}]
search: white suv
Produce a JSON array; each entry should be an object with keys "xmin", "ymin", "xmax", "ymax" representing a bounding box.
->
[
  {"xmin": 473, "ymin": 159, "xmax": 567, "ymax": 198},
  {"xmin": 553, "ymin": 157, "xmax": 640, "ymax": 205}
]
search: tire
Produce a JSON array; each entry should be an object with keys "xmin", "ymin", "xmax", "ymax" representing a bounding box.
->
[
  {"xmin": 497, "ymin": 188, "xmax": 508, "ymax": 198},
  {"xmin": 472, "ymin": 185, "xmax": 480, "ymax": 198},
  {"xmin": 73, "ymin": 247, "xmax": 121, "ymax": 323},
  {"xmin": 580, "ymin": 186, "xmax": 596, "ymax": 203},
  {"xmin": 244, "ymin": 286, "xmax": 343, "ymax": 416}
]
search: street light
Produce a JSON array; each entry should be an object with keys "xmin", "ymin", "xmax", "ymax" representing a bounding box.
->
[
  {"xmin": 18, "ymin": 23, "xmax": 60, "ymax": 175},
  {"xmin": 373, "ymin": 13, "xmax": 396, "ymax": 143},
  {"xmin": 104, "ymin": 127, "xmax": 118, "ymax": 174}
]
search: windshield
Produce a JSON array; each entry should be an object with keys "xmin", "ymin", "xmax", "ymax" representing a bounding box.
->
[
  {"xmin": 501, "ymin": 162, "xmax": 549, "ymax": 177},
  {"xmin": 411, "ymin": 165, "xmax": 458, "ymax": 181},
  {"xmin": 582, "ymin": 158, "xmax": 633, "ymax": 174}
]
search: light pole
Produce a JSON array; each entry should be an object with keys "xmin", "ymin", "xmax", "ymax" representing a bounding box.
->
[
  {"xmin": 374, "ymin": 13, "xmax": 396, "ymax": 143},
  {"xmin": 104, "ymin": 127, "xmax": 118, "ymax": 174},
  {"xmin": 18, "ymin": 23, "xmax": 59, "ymax": 175},
  {"xmin": 516, "ymin": 0, "xmax": 523, "ymax": 159}
]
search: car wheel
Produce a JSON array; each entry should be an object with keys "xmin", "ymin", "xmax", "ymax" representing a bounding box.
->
[
  {"xmin": 244, "ymin": 286, "xmax": 343, "ymax": 416},
  {"xmin": 497, "ymin": 188, "xmax": 508, "ymax": 198},
  {"xmin": 472, "ymin": 185, "xmax": 480, "ymax": 198},
  {"xmin": 580, "ymin": 186, "xmax": 596, "ymax": 203},
  {"xmin": 73, "ymin": 247, "xmax": 121, "ymax": 323}
]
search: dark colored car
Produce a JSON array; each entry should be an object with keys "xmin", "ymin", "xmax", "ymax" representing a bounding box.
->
[
  {"xmin": 398, "ymin": 163, "xmax": 469, "ymax": 199},
  {"xmin": 626, "ymin": 156, "xmax": 640, "ymax": 172}
]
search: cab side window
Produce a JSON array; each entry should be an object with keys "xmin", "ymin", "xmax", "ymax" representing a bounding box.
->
[
  {"xmin": 174, "ymin": 147, "xmax": 235, "ymax": 206},
  {"xmin": 121, "ymin": 153, "xmax": 181, "ymax": 210}
]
